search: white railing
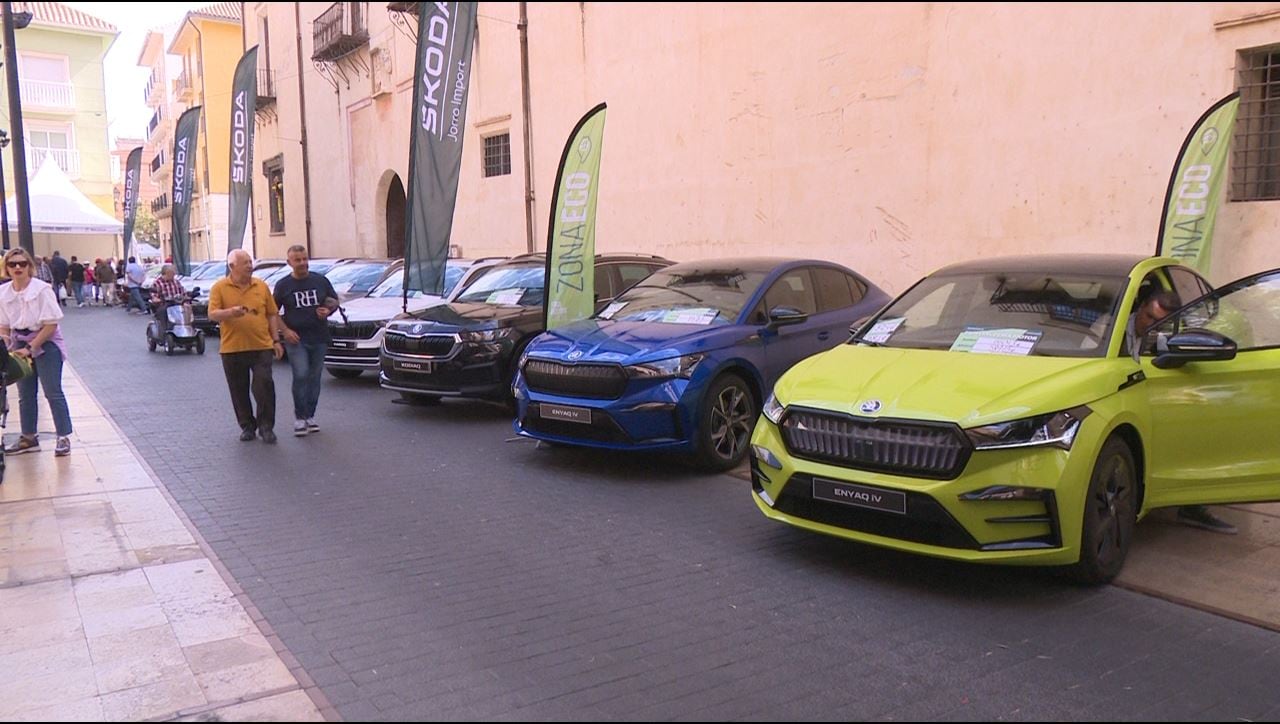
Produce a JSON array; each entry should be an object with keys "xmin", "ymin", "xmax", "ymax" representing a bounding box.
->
[
  {"xmin": 27, "ymin": 147, "xmax": 81, "ymax": 179},
  {"xmin": 20, "ymin": 79, "xmax": 74, "ymax": 109}
]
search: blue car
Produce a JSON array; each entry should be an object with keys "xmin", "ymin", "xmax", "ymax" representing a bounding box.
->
[{"xmin": 513, "ymin": 258, "xmax": 891, "ymax": 470}]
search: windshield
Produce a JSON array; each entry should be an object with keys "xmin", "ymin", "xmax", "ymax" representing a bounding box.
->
[
  {"xmin": 192, "ymin": 263, "xmax": 227, "ymax": 281},
  {"xmin": 455, "ymin": 263, "xmax": 545, "ymax": 305},
  {"xmin": 326, "ymin": 261, "xmax": 391, "ymax": 295},
  {"xmin": 857, "ymin": 272, "xmax": 1127, "ymax": 358},
  {"xmin": 369, "ymin": 263, "xmax": 467, "ymax": 299},
  {"xmin": 598, "ymin": 267, "xmax": 769, "ymax": 326}
]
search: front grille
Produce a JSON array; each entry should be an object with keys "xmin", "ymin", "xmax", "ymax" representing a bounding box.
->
[
  {"xmin": 384, "ymin": 332, "xmax": 455, "ymax": 356},
  {"xmin": 774, "ymin": 473, "xmax": 979, "ymax": 549},
  {"xmin": 330, "ymin": 321, "xmax": 381, "ymax": 340},
  {"xmin": 523, "ymin": 405, "xmax": 631, "ymax": 443},
  {"xmin": 524, "ymin": 360, "xmax": 628, "ymax": 400},
  {"xmin": 781, "ymin": 408, "xmax": 971, "ymax": 480}
]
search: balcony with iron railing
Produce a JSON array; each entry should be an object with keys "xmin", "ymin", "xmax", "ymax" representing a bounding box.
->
[
  {"xmin": 312, "ymin": 2, "xmax": 369, "ymax": 62},
  {"xmin": 386, "ymin": 1, "xmax": 417, "ymax": 13},
  {"xmin": 20, "ymin": 79, "xmax": 75, "ymax": 111},
  {"xmin": 27, "ymin": 147, "xmax": 80, "ymax": 179},
  {"xmin": 146, "ymin": 67, "xmax": 164, "ymax": 105},
  {"xmin": 147, "ymin": 107, "xmax": 163, "ymax": 138},
  {"xmin": 152, "ymin": 193, "xmax": 170, "ymax": 217},
  {"xmin": 257, "ymin": 67, "xmax": 276, "ymax": 107},
  {"xmin": 174, "ymin": 70, "xmax": 194, "ymax": 101}
]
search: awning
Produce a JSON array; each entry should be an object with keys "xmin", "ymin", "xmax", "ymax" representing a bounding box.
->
[{"xmin": 5, "ymin": 155, "xmax": 124, "ymax": 234}]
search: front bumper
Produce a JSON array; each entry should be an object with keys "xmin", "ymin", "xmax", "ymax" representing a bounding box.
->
[
  {"xmin": 377, "ymin": 338, "xmax": 515, "ymax": 399},
  {"xmin": 326, "ymin": 327, "xmax": 385, "ymax": 370},
  {"xmin": 749, "ymin": 415, "xmax": 1105, "ymax": 567},
  {"xmin": 513, "ymin": 372, "xmax": 702, "ymax": 452}
]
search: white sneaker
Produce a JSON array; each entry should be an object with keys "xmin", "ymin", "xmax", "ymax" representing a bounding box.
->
[
  {"xmin": 306, "ymin": 418, "xmax": 319, "ymax": 433},
  {"xmin": 293, "ymin": 420, "xmax": 308, "ymax": 437}
]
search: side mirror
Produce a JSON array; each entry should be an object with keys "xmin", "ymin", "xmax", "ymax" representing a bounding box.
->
[
  {"xmin": 1152, "ymin": 328, "xmax": 1237, "ymax": 369},
  {"xmin": 767, "ymin": 306, "xmax": 808, "ymax": 330},
  {"xmin": 192, "ymin": 286, "xmax": 201, "ymax": 296}
]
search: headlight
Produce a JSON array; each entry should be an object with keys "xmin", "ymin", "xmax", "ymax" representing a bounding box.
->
[
  {"xmin": 966, "ymin": 406, "xmax": 1092, "ymax": 451},
  {"xmin": 625, "ymin": 353, "xmax": 704, "ymax": 379},
  {"xmin": 459, "ymin": 327, "xmax": 515, "ymax": 342},
  {"xmin": 762, "ymin": 393, "xmax": 785, "ymax": 424}
]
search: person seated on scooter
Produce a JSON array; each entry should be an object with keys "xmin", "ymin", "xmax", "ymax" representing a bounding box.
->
[{"xmin": 149, "ymin": 264, "xmax": 186, "ymax": 336}]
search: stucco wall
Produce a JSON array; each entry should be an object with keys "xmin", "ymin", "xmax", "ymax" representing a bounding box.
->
[{"xmin": 263, "ymin": 2, "xmax": 1280, "ymax": 292}]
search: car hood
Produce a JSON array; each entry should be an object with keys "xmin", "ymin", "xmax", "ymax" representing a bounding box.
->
[
  {"xmin": 401, "ymin": 301, "xmax": 537, "ymax": 331},
  {"xmin": 775, "ymin": 345, "xmax": 1127, "ymax": 428},
  {"xmin": 337, "ymin": 295, "xmax": 447, "ymax": 322},
  {"xmin": 525, "ymin": 319, "xmax": 739, "ymax": 365}
]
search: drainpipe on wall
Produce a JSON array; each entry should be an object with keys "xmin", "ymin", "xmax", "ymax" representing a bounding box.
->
[
  {"xmin": 294, "ymin": 2, "xmax": 314, "ymax": 255},
  {"xmin": 519, "ymin": 2, "xmax": 537, "ymax": 252}
]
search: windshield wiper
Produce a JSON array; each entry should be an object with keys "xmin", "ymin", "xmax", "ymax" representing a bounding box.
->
[
  {"xmin": 630, "ymin": 285, "xmax": 704, "ymax": 303},
  {"xmin": 847, "ymin": 335, "xmax": 885, "ymax": 347}
]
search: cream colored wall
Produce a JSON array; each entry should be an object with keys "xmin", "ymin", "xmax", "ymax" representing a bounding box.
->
[{"xmin": 277, "ymin": 2, "xmax": 1280, "ymax": 292}]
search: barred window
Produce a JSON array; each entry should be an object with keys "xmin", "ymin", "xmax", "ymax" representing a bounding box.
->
[
  {"xmin": 482, "ymin": 133, "xmax": 511, "ymax": 178},
  {"xmin": 1233, "ymin": 49, "xmax": 1280, "ymax": 201}
]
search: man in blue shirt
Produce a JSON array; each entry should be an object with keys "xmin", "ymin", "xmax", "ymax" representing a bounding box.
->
[
  {"xmin": 273, "ymin": 245, "xmax": 339, "ymax": 437},
  {"xmin": 125, "ymin": 256, "xmax": 147, "ymax": 314}
]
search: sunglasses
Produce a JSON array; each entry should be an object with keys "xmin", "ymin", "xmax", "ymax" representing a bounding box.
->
[{"xmin": 5, "ymin": 260, "xmax": 29, "ymax": 269}]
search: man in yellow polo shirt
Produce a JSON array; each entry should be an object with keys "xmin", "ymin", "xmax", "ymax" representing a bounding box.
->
[{"xmin": 209, "ymin": 249, "xmax": 285, "ymax": 443}]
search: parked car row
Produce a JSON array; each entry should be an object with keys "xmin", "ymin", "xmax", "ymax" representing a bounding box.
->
[
  {"xmin": 320, "ymin": 250, "xmax": 1280, "ymax": 585},
  {"xmin": 168, "ymin": 247, "xmax": 1280, "ymax": 585}
]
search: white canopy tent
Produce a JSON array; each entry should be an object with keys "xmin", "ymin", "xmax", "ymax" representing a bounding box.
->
[{"xmin": 5, "ymin": 155, "xmax": 123, "ymax": 261}]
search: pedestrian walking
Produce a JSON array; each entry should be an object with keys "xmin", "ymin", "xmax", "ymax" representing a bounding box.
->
[
  {"xmin": 84, "ymin": 262, "xmax": 97, "ymax": 304},
  {"xmin": 0, "ymin": 248, "xmax": 73, "ymax": 456},
  {"xmin": 35, "ymin": 256, "xmax": 53, "ymax": 283},
  {"xmin": 124, "ymin": 256, "xmax": 147, "ymax": 314},
  {"xmin": 94, "ymin": 259, "xmax": 116, "ymax": 307},
  {"xmin": 49, "ymin": 251, "xmax": 69, "ymax": 306},
  {"xmin": 273, "ymin": 245, "xmax": 339, "ymax": 437},
  {"xmin": 68, "ymin": 256, "xmax": 86, "ymax": 307},
  {"xmin": 208, "ymin": 249, "xmax": 284, "ymax": 444}
]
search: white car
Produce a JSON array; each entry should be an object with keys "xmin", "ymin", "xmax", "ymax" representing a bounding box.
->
[{"xmin": 324, "ymin": 258, "xmax": 505, "ymax": 378}]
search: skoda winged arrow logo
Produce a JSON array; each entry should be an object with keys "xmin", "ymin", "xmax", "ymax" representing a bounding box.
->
[
  {"xmin": 567, "ymin": 350, "xmax": 583, "ymax": 361},
  {"xmin": 412, "ymin": 324, "xmax": 424, "ymax": 335},
  {"xmin": 859, "ymin": 399, "xmax": 883, "ymax": 414}
]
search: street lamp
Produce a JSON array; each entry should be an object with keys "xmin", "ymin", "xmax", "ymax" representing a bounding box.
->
[{"xmin": 2, "ymin": 2, "xmax": 33, "ymax": 254}]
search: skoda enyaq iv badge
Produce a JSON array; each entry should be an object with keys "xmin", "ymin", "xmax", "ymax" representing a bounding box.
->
[{"xmin": 859, "ymin": 399, "xmax": 882, "ymax": 414}]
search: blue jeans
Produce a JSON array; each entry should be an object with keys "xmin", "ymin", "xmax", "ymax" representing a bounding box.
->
[
  {"xmin": 71, "ymin": 281, "xmax": 84, "ymax": 305},
  {"xmin": 285, "ymin": 340, "xmax": 327, "ymax": 420},
  {"xmin": 127, "ymin": 286, "xmax": 146, "ymax": 312},
  {"xmin": 17, "ymin": 341, "xmax": 73, "ymax": 438}
]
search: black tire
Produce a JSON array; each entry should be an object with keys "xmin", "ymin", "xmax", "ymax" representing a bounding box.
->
[
  {"xmin": 1067, "ymin": 435, "xmax": 1138, "ymax": 585},
  {"xmin": 164, "ymin": 333, "xmax": 176, "ymax": 356},
  {"xmin": 195, "ymin": 334, "xmax": 206, "ymax": 355},
  {"xmin": 326, "ymin": 367, "xmax": 363, "ymax": 379},
  {"xmin": 147, "ymin": 335, "xmax": 157, "ymax": 352},
  {"xmin": 694, "ymin": 373, "xmax": 757, "ymax": 472}
]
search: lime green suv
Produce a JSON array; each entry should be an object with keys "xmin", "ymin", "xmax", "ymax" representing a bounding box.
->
[{"xmin": 751, "ymin": 254, "xmax": 1280, "ymax": 583}]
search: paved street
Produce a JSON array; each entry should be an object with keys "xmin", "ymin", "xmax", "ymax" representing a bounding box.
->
[{"xmin": 54, "ymin": 307, "xmax": 1280, "ymax": 721}]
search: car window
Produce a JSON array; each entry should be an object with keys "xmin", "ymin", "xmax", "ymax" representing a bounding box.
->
[
  {"xmin": 600, "ymin": 266, "xmax": 769, "ymax": 326},
  {"xmin": 617, "ymin": 263, "xmax": 657, "ymax": 292},
  {"xmin": 455, "ymin": 263, "xmax": 546, "ymax": 306},
  {"xmin": 848, "ymin": 273, "xmax": 867, "ymax": 304},
  {"xmin": 327, "ymin": 262, "xmax": 390, "ymax": 294},
  {"xmin": 594, "ymin": 264, "xmax": 615, "ymax": 301},
  {"xmin": 763, "ymin": 269, "xmax": 817, "ymax": 316},
  {"xmin": 1154, "ymin": 269, "xmax": 1280, "ymax": 352},
  {"xmin": 369, "ymin": 263, "xmax": 466, "ymax": 299},
  {"xmin": 859, "ymin": 272, "xmax": 1126, "ymax": 358},
  {"xmin": 1167, "ymin": 267, "xmax": 1210, "ymax": 306},
  {"xmin": 813, "ymin": 266, "xmax": 855, "ymax": 312}
]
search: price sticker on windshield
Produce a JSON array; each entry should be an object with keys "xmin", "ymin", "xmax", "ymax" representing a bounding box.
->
[
  {"xmin": 660, "ymin": 308, "xmax": 719, "ymax": 325},
  {"xmin": 950, "ymin": 327, "xmax": 1042, "ymax": 356},
  {"xmin": 486, "ymin": 289, "xmax": 524, "ymax": 305},
  {"xmin": 863, "ymin": 317, "xmax": 905, "ymax": 344},
  {"xmin": 598, "ymin": 301, "xmax": 627, "ymax": 320}
]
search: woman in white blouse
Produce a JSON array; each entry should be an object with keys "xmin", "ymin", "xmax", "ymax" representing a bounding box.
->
[{"xmin": 0, "ymin": 247, "xmax": 72, "ymax": 456}]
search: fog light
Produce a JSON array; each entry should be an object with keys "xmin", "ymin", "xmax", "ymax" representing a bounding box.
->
[{"xmin": 752, "ymin": 444, "xmax": 782, "ymax": 470}]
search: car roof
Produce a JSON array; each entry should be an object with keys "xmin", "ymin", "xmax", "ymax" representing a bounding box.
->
[
  {"xmin": 505, "ymin": 252, "xmax": 673, "ymax": 264},
  {"xmin": 933, "ymin": 254, "xmax": 1149, "ymax": 277},
  {"xmin": 655, "ymin": 257, "xmax": 834, "ymax": 275}
]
